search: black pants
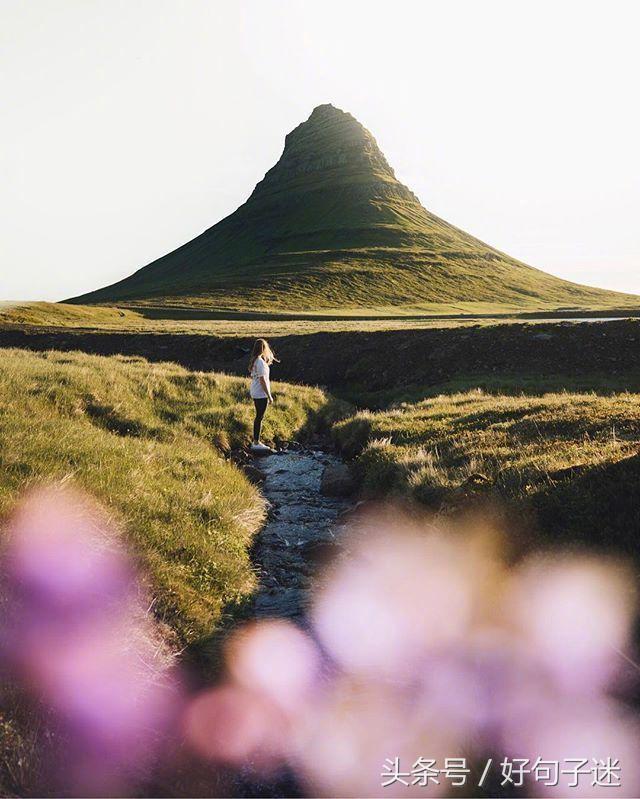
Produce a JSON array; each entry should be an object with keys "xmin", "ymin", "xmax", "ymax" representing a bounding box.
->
[{"xmin": 253, "ymin": 398, "xmax": 268, "ymax": 442}]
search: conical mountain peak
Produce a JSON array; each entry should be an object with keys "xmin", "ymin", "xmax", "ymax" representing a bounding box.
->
[
  {"xmin": 70, "ymin": 105, "xmax": 631, "ymax": 313},
  {"xmin": 307, "ymin": 102, "xmax": 348, "ymax": 120},
  {"xmin": 249, "ymin": 104, "xmax": 397, "ymax": 201},
  {"xmin": 301, "ymin": 102, "xmax": 366, "ymax": 136}
]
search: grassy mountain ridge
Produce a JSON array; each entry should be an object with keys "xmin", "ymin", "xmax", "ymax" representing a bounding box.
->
[{"xmin": 69, "ymin": 104, "xmax": 637, "ymax": 312}]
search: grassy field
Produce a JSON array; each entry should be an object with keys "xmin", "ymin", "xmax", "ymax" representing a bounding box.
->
[
  {"xmin": 1, "ymin": 322, "xmax": 639, "ymax": 793},
  {"xmin": 3, "ymin": 314, "xmax": 640, "ymax": 411},
  {"xmin": 2, "ymin": 311, "xmax": 640, "ymax": 565},
  {"xmin": 0, "ymin": 348, "xmax": 340, "ymax": 642},
  {"xmin": 3, "ymin": 300, "xmax": 638, "ymax": 339},
  {"xmin": 0, "ymin": 301, "xmax": 490, "ymax": 335},
  {"xmin": 0, "ymin": 301, "xmax": 146, "ymax": 329},
  {"xmin": 334, "ymin": 389, "xmax": 640, "ymax": 556}
]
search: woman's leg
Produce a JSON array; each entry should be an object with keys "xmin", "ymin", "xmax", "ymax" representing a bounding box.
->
[{"xmin": 253, "ymin": 398, "xmax": 268, "ymax": 443}]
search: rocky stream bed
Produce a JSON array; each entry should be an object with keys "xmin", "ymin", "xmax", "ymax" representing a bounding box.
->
[{"xmin": 249, "ymin": 447, "xmax": 353, "ymax": 622}]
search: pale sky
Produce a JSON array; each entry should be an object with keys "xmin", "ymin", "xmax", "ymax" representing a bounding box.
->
[{"xmin": 2, "ymin": 0, "xmax": 639, "ymax": 301}]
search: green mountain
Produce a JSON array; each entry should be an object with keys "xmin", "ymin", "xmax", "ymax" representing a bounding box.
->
[{"xmin": 70, "ymin": 104, "xmax": 636, "ymax": 314}]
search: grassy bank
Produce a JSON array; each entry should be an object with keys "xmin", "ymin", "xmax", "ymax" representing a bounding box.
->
[
  {"xmin": 334, "ymin": 389, "xmax": 640, "ymax": 556},
  {"xmin": 3, "ymin": 317, "xmax": 640, "ymax": 407},
  {"xmin": 2, "ymin": 301, "xmax": 639, "ymax": 337},
  {"xmin": 0, "ymin": 348, "xmax": 339, "ymax": 642}
]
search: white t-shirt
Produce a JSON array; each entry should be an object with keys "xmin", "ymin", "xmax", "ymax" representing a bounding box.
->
[{"xmin": 250, "ymin": 356, "xmax": 270, "ymax": 399}]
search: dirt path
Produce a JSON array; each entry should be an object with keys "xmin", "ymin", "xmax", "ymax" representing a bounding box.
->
[{"xmin": 250, "ymin": 448, "xmax": 351, "ymax": 621}]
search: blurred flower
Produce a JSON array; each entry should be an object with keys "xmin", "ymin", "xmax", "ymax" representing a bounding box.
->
[
  {"xmin": 226, "ymin": 619, "xmax": 321, "ymax": 712},
  {"xmin": 186, "ymin": 508, "xmax": 640, "ymax": 797},
  {"xmin": 311, "ymin": 529, "xmax": 475, "ymax": 678},
  {"xmin": 505, "ymin": 555, "xmax": 637, "ymax": 694},
  {"xmin": 3, "ymin": 488, "xmax": 640, "ymax": 797},
  {"xmin": 184, "ymin": 684, "xmax": 286, "ymax": 770},
  {"xmin": 0, "ymin": 486, "xmax": 182, "ymax": 796}
]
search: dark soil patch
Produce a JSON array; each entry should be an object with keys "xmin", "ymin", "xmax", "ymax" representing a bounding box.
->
[{"xmin": 1, "ymin": 319, "xmax": 640, "ymax": 405}]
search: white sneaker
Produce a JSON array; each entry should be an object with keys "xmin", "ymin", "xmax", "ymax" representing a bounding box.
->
[{"xmin": 250, "ymin": 442, "xmax": 274, "ymax": 454}]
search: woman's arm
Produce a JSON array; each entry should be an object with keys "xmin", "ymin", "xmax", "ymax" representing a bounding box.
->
[{"xmin": 259, "ymin": 376, "xmax": 273, "ymax": 403}]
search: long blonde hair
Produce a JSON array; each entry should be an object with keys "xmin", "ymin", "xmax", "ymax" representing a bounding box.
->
[{"xmin": 249, "ymin": 338, "xmax": 278, "ymax": 373}]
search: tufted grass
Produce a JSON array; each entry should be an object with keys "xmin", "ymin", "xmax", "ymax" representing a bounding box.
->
[
  {"xmin": 333, "ymin": 388, "xmax": 640, "ymax": 553},
  {"xmin": 0, "ymin": 348, "xmax": 339, "ymax": 642}
]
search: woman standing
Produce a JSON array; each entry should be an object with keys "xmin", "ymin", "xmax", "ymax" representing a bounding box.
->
[{"xmin": 248, "ymin": 338, "xmax": 276, "ymax": 452}]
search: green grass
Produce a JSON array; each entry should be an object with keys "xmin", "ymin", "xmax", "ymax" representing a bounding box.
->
[
  {"xmin": 334, "ymin": 388, "xmax": 640, "ymax": 553},
  {"xmin": 0, "ymin": 348, "xmax": 340, "ymax": 642},
  {"xmin": 344, "ymin": 371, "xmax": 640, "ymax": 410},
  {"xmin": 1, "ymin": 300, "xmax": 499, "ymax": 335},
  {"xmin": 335, "ymin": 388, "xmax": 640, "ymax": 486},
  {"xmin": 1, "ymin": 336, "xmax": 639, "ymax": 791},
  {"xmin": 0, "ymin": 301, "xmax": 144, "ymax": 328},
  {"xmin": 2, "ymin": 301, "xmax": 638, "ymax": 343}
]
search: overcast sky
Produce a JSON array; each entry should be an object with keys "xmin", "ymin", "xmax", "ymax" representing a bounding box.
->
[{"xmin": 2, "ymin": 0, "xmax": 639, "ymax": 301}]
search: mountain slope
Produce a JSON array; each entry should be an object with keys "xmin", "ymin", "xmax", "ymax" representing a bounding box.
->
[{"xmin": 70, "ymin": 104, "xmax": 637, "ymax": 313}]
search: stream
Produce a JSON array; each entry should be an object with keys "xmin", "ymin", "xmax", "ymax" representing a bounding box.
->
[{"xmin": 250, "ymin": 448, "xmax": 351, "ymax": 621}]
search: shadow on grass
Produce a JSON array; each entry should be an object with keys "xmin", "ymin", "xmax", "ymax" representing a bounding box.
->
[
  {"xmin": 344, "ymin": 372, "xmax": 640, "ymax": 410},
  {"xmin": 531, "ymin": 452, "xmax": 640, "ymax": 560},
  {"xmin": 124, "ymin": 304, "xmax": 640, "ymax": 323}
]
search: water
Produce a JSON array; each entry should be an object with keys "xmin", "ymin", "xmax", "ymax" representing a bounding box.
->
[
  {"xmin": 528, "ymin": 317, "xmax": 629, "ymax": 323},
  {"xmin": 250, "ymin": 449, "xmax": 350, "ymax": 621}
]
